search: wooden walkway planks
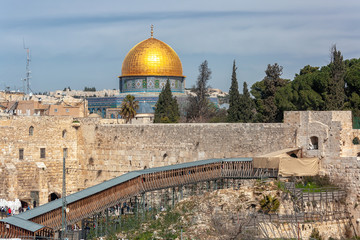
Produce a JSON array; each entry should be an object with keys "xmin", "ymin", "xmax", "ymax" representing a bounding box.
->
[{"xmin": 1, "ymin": 160, "xmax": 276, "ymax": 238}]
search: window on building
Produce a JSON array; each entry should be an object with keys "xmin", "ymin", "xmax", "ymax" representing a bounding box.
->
[
  {"xmin": 353, "ymin": 137, "xmax": 360, "ymax": 145},
  {"xmin": 111, "ymin": 114, "xmax": 115, "ymax": 119},
  {"xmin": 66, "ymin": 109, "xmax": 69, "ymax": 113},
  {"xmin": 310, "ymin": 136, "xmax": 319, "ymax": 150},
  {"xmin": 62, "ymin": 130, "xmax": 67, "ymax": 138},
  {"xmin": 54, "ymin": 108, "xmax": 58, "ymax": 113},
  {"xmin": 40, "ymin": 148, "xmax": 46, "ymax": 158},
  {"xmin": 19, "ymin": 148, "xmax": 24, "ymax": 160},
  {"xmin": 29, "ymin": 126, "xmax": 34, "ymax": 136}
]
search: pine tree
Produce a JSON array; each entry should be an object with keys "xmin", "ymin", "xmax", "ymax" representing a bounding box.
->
[
  {"xmin": 154, "ymin": 79, "xmax": 180, "ymax": 123},
  {"xmin": 326, "ymin": 45, "xmax": 345, "ymax": 110},
  {"xmin": 262, "ymin": 63, "xmax": 286, "ymax": 122},
  {"xmin": 239, "ymin": 81, "xmax": 255, "ymax": 122},
  {"xmin": 227, "ymin": 60, "xmax": 242, "ymax": 122}
]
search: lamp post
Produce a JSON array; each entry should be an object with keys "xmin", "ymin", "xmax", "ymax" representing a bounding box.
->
[{"xmin": 61, "ymin": 149, "xmax": 68, "ymax": 239}]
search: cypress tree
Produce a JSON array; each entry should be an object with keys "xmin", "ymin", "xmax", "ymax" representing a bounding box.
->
[
  {"xmin": 326, "ymin": 45, "xmax": 345, "ymax": 110},
  {"xmin": 154, "ymin": 79, "xmax": 180, "ymax": 123},
  {"xmin": 186, "ymin": 60, "xmax": 212, "ymax": 122},
  {"xmin": 239, "ymin": 81, "xmax": 255, "ymax": 122},
  {"xmin": 227, "ymin": 60, "xmax": 242, "ymax": 122}
]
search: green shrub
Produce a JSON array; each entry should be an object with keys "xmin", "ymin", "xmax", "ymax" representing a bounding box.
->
[
  {"xmin": 310, "ymin": 228, "xmax": 322, "ymax": 240},
  {"xmin": 134, "ymin": 231, "xmax": 153, "ymax": 240},
  {"xmin": 297, "ymin": 175, "xmax": 334, "ymax": 189}
]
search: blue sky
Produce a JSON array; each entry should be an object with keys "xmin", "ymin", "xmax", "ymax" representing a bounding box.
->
[{"xmin": 1, "ymin": 0, "xmax": 360, "ymax": 93}]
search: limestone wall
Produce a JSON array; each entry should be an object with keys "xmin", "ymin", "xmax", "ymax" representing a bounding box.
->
[
  {"xmin": 1, "ymin": 111, "xmax": 359, "ymax": 209},
  {"xmin": 284, "ymin": 111, "xmax": 360, "ymax": 159},
  {"xmin": 76, "ymin": 120, "xmax": 297, "ymax": 188},
  {"xmin": 0, "ymin": 116, "xmax": 297, "ymax": 205},
  {"xmin": 0, "ymin": 116, "xmax": 79, "ymax": 205}
]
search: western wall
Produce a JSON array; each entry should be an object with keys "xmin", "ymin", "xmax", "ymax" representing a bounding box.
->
[{"xmin": 0, "ymin": 111, "xmax": 360, "ymax": 216}]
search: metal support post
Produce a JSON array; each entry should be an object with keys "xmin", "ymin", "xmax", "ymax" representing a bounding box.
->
[
  {"xmin": 180, "ymin": 186, "xmax": 183, "ymax": 200},
  {"xmin": 135, "ymin": 196, "xmax": 138, "ymax": 219},
  {"xmin": 142, "ymin": 192, "xmax": 145, "ymax": 221},
  {"xmin": 100, "ymin": 212, "xmax": 103, "ymax": 236},
  {"xmin": 95, "ymin": 214, "xmax": 98, "ymax": 237},
  {"xmin": 105, "ymin": 208, "xmax": 109, "ymax": 235},
  {"xmin": 119, "ymin": 204, "xmax": 122, "ymax": 230},
  {"xmin": 172, "ymin": 187, "xmax": 175, "ymax": 208}
]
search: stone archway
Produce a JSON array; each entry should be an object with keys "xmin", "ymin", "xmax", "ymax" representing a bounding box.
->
[{"xmin": 48, "ymin": 192, "xmax": 61, "ymax": 202}]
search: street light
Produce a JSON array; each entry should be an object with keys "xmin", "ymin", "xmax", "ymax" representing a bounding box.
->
[{"xmin": 61, "ymin": 148, "xmax": 68, "ymax": 239}]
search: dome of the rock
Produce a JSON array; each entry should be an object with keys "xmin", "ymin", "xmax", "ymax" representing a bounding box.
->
[
  {"xmin": 118, "ymin": 28, "xmax": 185, "ymax": 94},
  {"xmin": 121, "ymin": 37, "xmax": 183, "ymax": 77}
]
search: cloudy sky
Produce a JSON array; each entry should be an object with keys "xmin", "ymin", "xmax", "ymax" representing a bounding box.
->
[{"xmin": 1, "ymin": 0, "xmax": 360, "ymax": 93}]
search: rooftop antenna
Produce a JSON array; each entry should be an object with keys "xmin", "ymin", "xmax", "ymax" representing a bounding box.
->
[{"xmin": 23, "ymin": 39, "xmax": 31, "ymax": 95}]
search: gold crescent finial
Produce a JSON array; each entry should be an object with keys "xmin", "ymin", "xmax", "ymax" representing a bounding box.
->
[{"xmin": 151, "ymin": 24, "xmax": 154, "ymax": 38}]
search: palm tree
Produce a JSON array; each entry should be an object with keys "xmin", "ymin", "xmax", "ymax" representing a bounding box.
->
[
  {"xmin": 120, "ymin": 95, "xmax": 139, "ymax": 123},
  {"xmin": 259, "ymin": 195, "xmax": 280, "ymax": 214}
]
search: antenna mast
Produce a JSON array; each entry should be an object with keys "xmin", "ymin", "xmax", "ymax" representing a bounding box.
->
[{"xmin": 23, "ymin": 40, "xmax": 31, "ymax": 95}]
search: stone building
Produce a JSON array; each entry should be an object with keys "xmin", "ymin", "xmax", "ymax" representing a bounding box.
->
[{"xmin": 0, "ymin": 91, "xmax": 25, "ymax": 102}]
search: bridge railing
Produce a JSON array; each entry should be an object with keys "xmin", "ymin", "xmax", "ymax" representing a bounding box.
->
[{"xmin": 140, "ymin": 162, "xmax": 223, "ymax": 192}]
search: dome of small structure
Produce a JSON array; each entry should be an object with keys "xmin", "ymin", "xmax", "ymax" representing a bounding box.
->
[{"xmin": 121, "ymin": 37, "xmax": 183, "ymax": 77}]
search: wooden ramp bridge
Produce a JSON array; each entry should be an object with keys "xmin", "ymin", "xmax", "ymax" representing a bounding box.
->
[{"xmin": 0, "ymin": 157, "xmax": 278, "ymax": 239}]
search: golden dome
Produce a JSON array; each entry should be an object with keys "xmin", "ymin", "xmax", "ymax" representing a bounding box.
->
[{"xmin": 121, "ymin": 37, "xmax": 184, "ymax": 77}]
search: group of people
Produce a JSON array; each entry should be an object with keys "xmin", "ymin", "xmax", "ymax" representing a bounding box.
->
[
  {"xmin": 0, "ymin": 206, "xmax": 12, "ymax": 216},
  {"xmin": 0, "ymin": 198, "xmax": 24, "ymax": 217},
  {"xmin": 0, "ymin": 205, "xmax": 30, "ymax": 217}
]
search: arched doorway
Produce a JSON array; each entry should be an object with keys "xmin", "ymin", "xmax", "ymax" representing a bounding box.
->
[
  {"xmin": 48, "ymin": 192, "xmax": 61, "ymax": 202},
  {"xmin": 310, "ymin": 136, "xmax": 319, "ymax": 150},
  {"xmin": 20, "ymin": 200, "xmax": 28, "ymax": 208}
]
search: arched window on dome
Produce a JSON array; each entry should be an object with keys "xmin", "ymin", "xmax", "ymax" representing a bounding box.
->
[{"xmin": 29, "ymin": 126, "xmax": 34, "ymax": 136}]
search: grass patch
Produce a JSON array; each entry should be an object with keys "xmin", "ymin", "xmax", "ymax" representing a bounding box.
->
[{"xmin": 295, "ymin": 175, "xmax": 338, "ymax": 192}]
